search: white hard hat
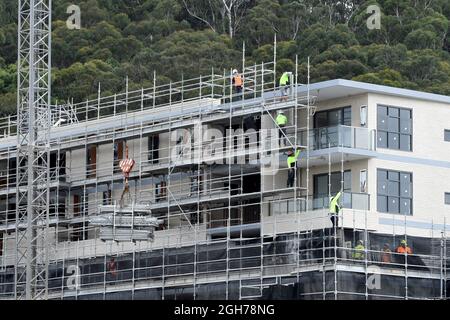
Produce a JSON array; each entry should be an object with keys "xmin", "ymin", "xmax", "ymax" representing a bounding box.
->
[
  {"xmin": 278, "ymin": 110, "xmax": 284, "ymax": 114},
  {"xmin": 233, "ymin": 69, "xmax": 238, "ymax": 74}
]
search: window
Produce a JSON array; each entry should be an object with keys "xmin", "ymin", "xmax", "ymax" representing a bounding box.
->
[
  {"xmin": 445, "ymin": 193, "xmax": 450, "ymax": 205},
  {"xmin": 314, "ymin": 106, "xmax": 351, "ymax": 128},
  {"xmin": 313, "ymin": 171, "xmax": 351, "ymax": 209},
  {"xmin": 86, "ymin": 145, "xmax": 97, "ymax": 178},
  {"xmin": 377, "ymin": 105, "xmax": 412, "ymax": 151},
  {"xmin": 445, "ymin": 130, "xmax": 450, "ymax": 142},
  {"xmin": 70, "ymin": 223, "xmax": 88, "ymax": 241},
  {"xmin": 0, "ymin": 232, "xmax": 3, "ymax": 257},
  {"xmin": 360, "ymin": 170, "xmax": 367, "ymax": 193},
  {"xmin": 73, "ymin": 194, "xmax": 86, "ymax": 217},
  {"xmin": 73, "ymin": 194, "xmax": 81, "ymax": 216},
  {"xmin": 377, "ymin": 169, "xmax": 412, "ymax": 215},
  {"xmin": 113, "ymin": 140, "xmax": 125, "ymax": 173},
  {"xmin": 155, "ymin": 181, "xmax": 167, "ymax": 202},
  {"xmin": 114, "ymin": 140, "xmax": 124, "ymax": 161},
  {"xmin": 148, "ymin": 135, "xmax": 160, "ymax": 164},
  {"xmin": 360, "ymin": 105, "xmax": 367, "ymax": 127},
  {"xmin": 103, "ymin": 190, "xmax": 112, "ymax": 205}
]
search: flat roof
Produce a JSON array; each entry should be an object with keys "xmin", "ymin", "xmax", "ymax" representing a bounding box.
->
[
  {"xmin": 299, "ymin": 79, "xmax": 450, "ymax": 104},
  {"xmin": 1, "ymin": 79, "xmax": 449, "ymax": 151}
]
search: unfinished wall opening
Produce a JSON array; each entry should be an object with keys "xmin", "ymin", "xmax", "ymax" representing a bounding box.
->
[
  {"xmin": 86, "ymin": 145, "xmax": 97, "ymax": 178},
  {"xmin": 50, "ymin": 151, "xmax": 66, "ymax": 178},
  {"xmin": 103, "ymin": 188, "xmax": 112, "ymax": 205},
  {"xmin": 72, "ymin": 193, "xmax": 85, "ymax": 217},
  {"xmin": 70, "ymin": 223, "xmax": 88, "ymax": 242},
  {"xmin": 0, "ymin": 160, "xmax": 6, "ymax": 188},
  {"xmin": 113, "ymin": 140, "xmax": 125, "ymax": 173},
  {"xmin": 155, "ymin": 180, "xmax": 167, "ymax": 203},
  {"xmin": 49, "ymin": 190, "xmax": 66, "ymax": 218},
  {"xmin": 0, "ymin": 232, "xmax": 3, "ymax": 257},
  {"xmin": 148, "ymin": 134, "xmax": 160, "ymax": 164},
  {"xmin": 7, "ymin": 158, "xmax": 15, "ymax": 186}
]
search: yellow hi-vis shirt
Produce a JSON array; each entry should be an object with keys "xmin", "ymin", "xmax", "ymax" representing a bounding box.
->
[
  {"xmin": 329, "ymin": 191, "xmax": 342, "ymax": 214},
  {"xmin": 280, "ymin": 73, "xmax": 290, "ymax": 86},
  {"xmin": 276, "ymin": 114, "xmax": 288, "ymax": 126},
  {"xmin": 287, "ymin": 149, "xmax": 301, "ymax": 168}
]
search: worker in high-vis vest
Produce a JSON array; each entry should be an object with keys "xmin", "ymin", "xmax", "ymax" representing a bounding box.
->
[
  {"xmin": 286, "ymin": 147, "xmax": 301, "ymax": 188},
  {"xmin": 352, "ymin": 240, "xmax": 365, "ymax": 260},
  {"xmin": 396, "ymin": 240, "xmax": 412, "ymax": 254},
  {"xmin": 279, "ymin": 71, "xmax": 292, "ymax": 101},
  {"xmin": 276, "ymin": 110, "xmax": 288, "ymax": 146},
  {"xmin": 329, "ymin": 191, "xmax": 342, "ymax": 231},
  {"xmin": 232, "ymin": 69, "xmax": 243, "ymax": 100}
]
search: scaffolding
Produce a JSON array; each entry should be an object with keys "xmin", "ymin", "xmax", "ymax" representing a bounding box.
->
[
  {"xmin": 14, "ymin": 0, "xmax": 52, "ymax": 300},
  {"xmin": 0, "ymin": 32, "xmax": 448, "ymax": 300}
]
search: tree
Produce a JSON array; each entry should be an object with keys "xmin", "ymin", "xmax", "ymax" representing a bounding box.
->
[
  {"xmin": 182, "ymin": 0, "xmax": 251, "ymax": 38},
  {"xmin": 53, "ymin": 60, "xmax": 121, "ymax": 103},
  {"xmin": 143, "ymin": 30, "xmax": 241, "ymax": 80},
  {"xmin": 280, "ymin": 1, "xmax": 308, "ymax": 41},
  {"xmin": 353, "ymin": 68, "xmax": 406, "ymax": 88},
  {"xmin": 2, "ymin": 0, "xmax": 450, "ymax": 116},
  {"xmin": 400, "ymin": 50, "xmax": 448, "ymax": 85},
  {"xmin": 405, "ymin": 29, "xmax": 441, "ymax": 50},
  {"xmin": 246, "ymin": 0, "xmax": 281, "ymax": 46}
]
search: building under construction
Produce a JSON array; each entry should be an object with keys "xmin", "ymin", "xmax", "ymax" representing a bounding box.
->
[{"xmin": 1, "ymin": 0, "xmax": 450, "ymax": 300}]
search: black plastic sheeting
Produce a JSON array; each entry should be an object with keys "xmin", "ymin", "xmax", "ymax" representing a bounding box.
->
[
  {"xmin": 66, "ymin": 272, "xmax": 443, "ymax": 300},
  {"xmin": 65, "ymin": 282, "xmax": 239, "ymax": 300},
  {"xmin": 261, "ymin": 271, "xmax": 442, "ymax": 300}
]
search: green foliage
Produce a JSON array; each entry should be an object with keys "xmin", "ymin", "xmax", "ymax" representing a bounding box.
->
[{"xmin": 0, "ymin": 0, "xmax": 449, "ymax": 116}]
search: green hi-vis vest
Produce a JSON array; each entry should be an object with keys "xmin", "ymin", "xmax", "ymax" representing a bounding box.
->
[
  {"xmin": 276, "ymin": 114, "xmax": 288, "ymax": 126},
  {"xmin": 352, "ymin": 244, "xmax": 365, "ymax": 259},
  {"xmin": 287, "ymin": 149, "xmax": 301, "ymax": 168},
  {"xmin": 329, "ymin": 191, "xmax": 342, "ymax": 214},
  {"xmin": 280, "ymin": 73, "xmax": 290, "ymax": 86}
]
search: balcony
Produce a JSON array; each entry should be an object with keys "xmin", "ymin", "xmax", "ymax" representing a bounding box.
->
[
  {"xmin": 263, "ymin": 192, "xmax": 372, "ymax": 236},
  {"xmin": 297, "ymin": 125, "xmax": 376, "ymax": 151},
  {"xmin": 296, "ymin": 125, "xmax": 377, "ymax": 166},
  {"xmin": 268, "ymin": 192, "xmax": 370, "ymax": 216}
]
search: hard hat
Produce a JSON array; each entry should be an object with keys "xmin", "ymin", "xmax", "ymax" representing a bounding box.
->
[
  {"xmin": 232, "ymin": 69, "xmax": 238, "ymax": 74},
  {"xmin": 278, "ymin": 110, "xmax": 284, "ymax": 114},
  {"xmin": 358, "ymin": 240, "xmax": 364, "ymax": 245},
  {"xmin": 400, "ymin": 240, "xmax": 407, "ymax": 245}
]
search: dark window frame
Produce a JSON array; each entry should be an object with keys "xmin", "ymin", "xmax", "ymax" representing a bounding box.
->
[
  {"xmin": 314, "ymin": 106, "xmax": 352, "ymax": 129},
  {"xmin": 444, "ymin": 130, "xmax": 450, "ymax": 142},
  {"xmin": 377, "ymin": 168, "xmax": 413, "ymax": 215},
  {"xmin": 148, "ymin": 135, "xmax": 160, "ymax": 164},
  {"xmin": 313, "ymin": 170, "xmax": 352, "ymax": 207},
  {"xmin": 313, "ymin": 169, "xmax": 352, "ymax": 209},
  {"xmin": 445, "ymin": 193, "xmax": 450, "ymax": 205},
  {"xmin": 377, "ymin": 105, "xmax": 413, "ymax": 151}
]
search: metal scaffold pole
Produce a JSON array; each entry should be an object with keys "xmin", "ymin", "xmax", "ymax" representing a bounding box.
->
[{"xmin": 15, "ymin": 0, "xmax": 52, "ymax": 300}]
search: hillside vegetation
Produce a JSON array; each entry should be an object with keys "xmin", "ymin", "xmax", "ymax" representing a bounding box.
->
[{"xmin": 0, "ymin": 0, "xmax": 450, "ymax": 115}]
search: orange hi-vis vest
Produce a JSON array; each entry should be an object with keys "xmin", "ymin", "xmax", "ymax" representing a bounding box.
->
[
  {"xmin": 396, "ymin": 246, "xmax": 412, "ymax": 254},
  {"xmin": 234, "ymin": 75, "xmax": 243, "ymax": 87}
]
